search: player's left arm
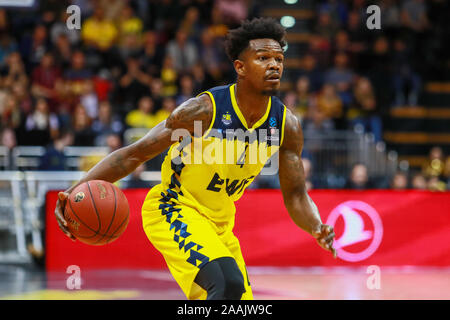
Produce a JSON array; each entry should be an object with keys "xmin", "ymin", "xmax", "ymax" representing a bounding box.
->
[{"xmin": 278, "ymin": 109, "xmax": 336, "ymax": 258}]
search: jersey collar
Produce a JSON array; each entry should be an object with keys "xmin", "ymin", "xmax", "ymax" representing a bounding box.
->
[{"xmin": 229, "ymin": 83, "xmax": 272, "ymax": 131}]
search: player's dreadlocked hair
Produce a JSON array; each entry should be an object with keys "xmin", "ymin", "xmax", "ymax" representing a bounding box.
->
[{"xmin": 224, "ymin": 17, "xmax": 287, "ymax": 62}]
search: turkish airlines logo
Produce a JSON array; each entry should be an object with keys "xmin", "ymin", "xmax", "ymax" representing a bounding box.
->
[{"xmin": 326, "ymin": 200, "xmax": 383, "ymax": 262}]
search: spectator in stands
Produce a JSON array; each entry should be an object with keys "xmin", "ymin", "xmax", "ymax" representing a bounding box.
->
[
  {"xmin": 332, "ymin": 30, "xmax": 352, "ymax": 60},
  {"xmin": 140, "ymin": 31, "xmax": 165, "ymax": 77},
  {"xmin": 176, "ymin": 73, "xmax": 195, "ymax": 105},
  {"xmin": 11, "ymin": 81, "xmax": 33, "ymax": 116},
  {"xmin": 191, "ymin": 62, "xmax": 216, "ymax": 93},
  {"xmin": 166, "ymin": 29, "xmax": 199, "ymax": 73},
  {"xmin": 147, "ymin": 0, "xmax": 187, "ymax": 37},
  {"xmin": 315, "ymin": 9, "xmax": 338, "ymax": 42},
  {"xmin": 72, "ymin": 103, "xmax": 95, "ymax": 146},
  {"xmin": 303, "ymin": 102, "xmax": 335, "ymax": 135},
  {"xmin": 31, "ymin": 52, "xmax": 62, "ymax": 112},
  {"xmin": 61, "ymin": 50, "xmax": 93, "ymax": 109},
  {"xmin": 345, "ymin": 10, "xmax": 367, "ymax": 54},
  {"xmin": 0, "ymin": 31, "xmax": 18, "ymax": 68},
  {"xmin": 1, "ymin": 93, "xmax": 22, "ymax": 131},
  {"xmin": 0, "ymin": 9, "xmax": 8, "ymax": 33},
  {"xmin": 19, "ymin": 24, "xmax": 49, "ymax": 71},
  {"xmin": 117, "ymin": 4, "xmax": 143, "ymax": 40},
  {"xmin": 324, "ymin": 52, "xmax": 354, "ymax": 106},
  {"xmin": 427, "ymin": 176, "xmax": 446, "ymax": 192},
  {"xmin": 92, "ymin": 100, "xmax": 124, "ymax": 146},
  {"xmin": 400, "ymin": 0, "xmax": 429, "ymax": 33},
  {"xmin": 154, "ymin": 96, "xmax": 177, "ymax": 125},
  {"xmin": 411, "ymin": 172, "xmax": 427, "ymax": 190},
  {"xmin": 179, "ymin": 6, "xmax": 204, "ymax": 43},
  {"xmin": 81, "ymin": 5, "xmax": 118, "ymax": 68},
  {"xmin": 149, "ymin": 77, "xmax": 164, "ymax": 113},
  {"xmin": 1, "ymin": 52, "xmax": 28, "ymax": 90},
  {"xmin": 0, "ymin": 127, "xmax": 16, "ymax": 170},
  {"xmin": 38, "ymin": 130, "xmax": 74, "ymax": 171},
  {"xmin": 347, "ymin": 77, "xmax": 383, "ymax": 142},
  {"xmin": 79, "ymin": 80, "xmax": 99, "ymax": 120},
  {"xmin": 294, "ymin": 76, "xmax": 313, "ymax": 120},
  {"xmin": 160, "ymin": 55, "xmax": 178, "ymax": 97},
  {"xmin": 92, "ymin": 68, "xmax": 113, "ymax": 103},
  {"xmin": 0, "ymin": 127, "xmax": 16, "ymax": 149},
  {"xmin": 332, "ymin": 29, "xmax": 363, "ymax": 71},
  {"xmin": 98, "ymin": 0, "xmax": 125, "ymax": 20},
  {"xmin": 390, "ymin": 171, "xmax": 408, "ymax": 190},
  {"xmin": 318, "ymin": 0, "xmax": 348, "ymax": 27},
  {"xmin": 50, "ymin": 9, "xmax": 81, "ymax": 46},
  {"xmin": 207, "ymin": 4, "xmax": 229, "ymax": 39},
  {"xmin": 76, "ymin": 135, "xmax": 121, "ymax": 173},
  {"xmin": 422, "ymin": 146, "xmax": 445, "ymax": 178},
  {"xmin": 315, "ymin": 83, "xmax": 343, "ymax": 127},
  {"xmin": 444, "ymin": 157, "xmax": 450, "ymax": 186},
  {"xmin": 344, "ymin": 163, "xmax": 375, "ymax": 189},
  {"xmin": 199, "ymin": 28, "xmax": 224, "ymax": 81},
  {"xmin": 125, "ymin": 96, "xmax": 157, "ymax": 129},
  {"xmin": 294, "ymin": 54, "xmax": 323, "ymax": 92},
  {"xmin": 38, "ymin": 0, "xmax": 67, "ymax": 27},
  {"xmin": 117, "ymin": 4, "xmax": 144, "ymax": 61},
  {"xmin": 282, "ymin": 91, "xmax": 299, "ymax": 116},
  {"xmin": 392, "ymin": 38, "xmax": 421, "ymax": 107},
  {"xmin": 78, "ymin": 131, "xmax": 122, "ymax": 171},
  {"xmin": 307, "ymin": 34, "xmax": 331, "ymax": 71},
  {"xmin": 367, "ymin": 36, "xmax": 394, "ymax": 114},
  {"xmin": 351, "ymin": 0, "xmax": 367, "ymax": 14},
  {"xmin": 105, "ymin": 132, "xmax": 122, "ymax": 152},
  {"xmin": 215, "ymin": 0, "xmax": 249, "ymax": 25},
  {"xmin": 52, "ymin": 34, "xmax": 72, "ymax": 70},
  {"xmin": 380, "ymin": 0, "xmax": 401, "ymax": 31},
  {"xmin": 118, "ymin": 56, "xmax": 152, "ymax": 113},
  {"xmin": 23, "ymin": 97, "xmax": 59, "ymax": 146}
]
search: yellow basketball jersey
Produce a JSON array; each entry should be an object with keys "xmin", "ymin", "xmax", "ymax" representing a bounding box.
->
[{"xmin": 153, "ymin": 83, "xmax": 287, "ymax": 232}]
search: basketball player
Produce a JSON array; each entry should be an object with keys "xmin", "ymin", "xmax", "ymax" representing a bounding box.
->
[{"xmin": 55, "ymin": 18, "xmax": 336, "ymax": 300}]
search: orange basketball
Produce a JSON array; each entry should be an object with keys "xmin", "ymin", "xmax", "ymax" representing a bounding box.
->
[{"xmin": 64, "ymin": 180, "xmax": 130, "ymax": 245}]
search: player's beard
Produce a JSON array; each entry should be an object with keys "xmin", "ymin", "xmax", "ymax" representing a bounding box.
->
[{"xmin": 261, "ymin": 88, "xmax": 279, "ymax": 96}]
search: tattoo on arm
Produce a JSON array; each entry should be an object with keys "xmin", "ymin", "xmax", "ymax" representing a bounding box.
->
[
  {"xmin": 109, "ymin": 152, "xmax": 128, "ymax": 176},
  {"xmin": 166, "ymin": 94, "xmax": 213, "ymax": 136}
]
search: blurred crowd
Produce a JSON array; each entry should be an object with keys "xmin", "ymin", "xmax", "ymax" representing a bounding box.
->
[
  {"xmin": 0, "ymin": 0, "xmax": 449, "ymax": 190},
  {"xmin": 282, "ymin": 0, "xmax": 448, "ymax": 143},
  {"xmin": 300, "ymin": 145, "xmax": 450, "ymax": 192},
  {"xmin": 0, "ymin": 0, "xmax": 236, "ymax": 151}
]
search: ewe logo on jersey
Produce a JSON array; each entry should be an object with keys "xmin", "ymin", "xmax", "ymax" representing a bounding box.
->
[
  {"xmin": 326, "ymin": 200, "xmax": 383, "ymax": 262},
  {"xmin": 221, "ymin": 112, "xmax": 232, "ymax": 126},
  {"xmin": 206, "ymin": 173, "xmax": 255, "ymax": 196}
]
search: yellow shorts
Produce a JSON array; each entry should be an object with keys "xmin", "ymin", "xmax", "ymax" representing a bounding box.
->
[{"xmin": 141, "ymin": 185, "xmax": 253, "ymax": 300}]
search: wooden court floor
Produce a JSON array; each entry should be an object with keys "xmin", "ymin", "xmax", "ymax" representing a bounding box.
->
[{"xmin": 1, "ymin": 266, "xmax": 449, "ymax": 300}]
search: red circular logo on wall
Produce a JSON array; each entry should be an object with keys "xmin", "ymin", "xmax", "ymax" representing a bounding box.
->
[{"xmin": 326, "ymin": 200, "xmax": 383, "ymax": 262}]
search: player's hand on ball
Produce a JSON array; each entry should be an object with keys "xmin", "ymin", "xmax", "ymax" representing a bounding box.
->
[
  {"xmin": 312, "ymin": 224, "xmax": 336, "ymax": 258},
  {"xmin": 54, "ymin": 191, "xmax": 76, "ymax": 241}
]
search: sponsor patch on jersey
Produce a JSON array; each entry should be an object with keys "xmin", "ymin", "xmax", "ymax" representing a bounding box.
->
[{"xmin": 221, "ymin": 112, "xmax": 232, "ymax": 125}]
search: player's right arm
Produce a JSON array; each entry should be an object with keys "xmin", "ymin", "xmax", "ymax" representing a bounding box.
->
[{"xmin": 55, "ymin": 94, "xmax": 213, "ymax": 240}]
